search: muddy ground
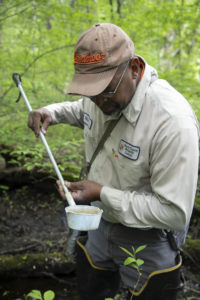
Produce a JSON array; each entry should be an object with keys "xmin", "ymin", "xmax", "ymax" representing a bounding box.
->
[
  {"xmin": 0, "ymin": 164, "xmax": 200, "ymax": 299},
  {"xmin": 0, "ymin": 178, "xmax": 79, "ymax": 299},
  {"xmin": 0, "ymin": 187, "xmax": 69, "ymax": 258}
]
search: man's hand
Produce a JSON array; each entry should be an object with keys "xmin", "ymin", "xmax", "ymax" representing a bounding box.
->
[
  {"xmin": 28, "ymin": 107, "xmax": 52, "ymax": 137},
  {"xmin": 57, "ymin": 180, "xmax": 102, "ymax": 204}
]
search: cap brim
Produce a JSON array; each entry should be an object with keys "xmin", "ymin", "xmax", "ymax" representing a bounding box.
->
[{"xmin": 67, "ymin": 67, "xmax": 118, "ymax": 97}]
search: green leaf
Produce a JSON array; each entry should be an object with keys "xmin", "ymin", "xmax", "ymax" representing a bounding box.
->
[
  {"xmin": 44, "ymin": 290, "xmax": 55, "ymax": 300},
  {"xmin": 130, "ymin": 263, "xmax": 138, "ymax": 270},
  {"xmin": 135, "ymin": 245, "xmax": 146, "ymax": 253},
  {"xmin": 27, "ymin": 165, "xmax": 34, "ymax": 171},
  {"xmin": 0, "ymin": 185, "xmax": 9, "ymax": 190},
  {"xmin": 3, "ymin": 291, "xmax": 9, "ymax": 296},
  {"xmin": 26, "ymin": 290, "xmax": 43, "ymax": 300},
  {"xmin": 131, "ymin": 246, "xmax": 135, "ymax": 253},
  {"xmin": 119, "ymin": 246, "xmax": 134, "ymax": 257},
  {"xmin": 124, "ymin": 257, "xmax": 136, "ymax": 266},
  {"xmin": 136, "ymin": 259, "xmax": 144, "ymax": 266}
]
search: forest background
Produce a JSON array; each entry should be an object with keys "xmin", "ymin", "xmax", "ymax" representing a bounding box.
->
[
  {"xmin": 0, "ymin": 2, "xmax": 200, "ymax": 299},
  {"xmin": 0, "ymin": 0, "xmax": 200, "ymax": 193}
]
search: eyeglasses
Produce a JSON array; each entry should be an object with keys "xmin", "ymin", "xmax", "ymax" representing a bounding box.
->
[{"xmin": 90, "ymin": 57, "xmax": 132, "ymax": 102}]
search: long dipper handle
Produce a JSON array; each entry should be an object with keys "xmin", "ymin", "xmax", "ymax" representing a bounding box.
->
[{"xmin": 12, "ymin": 73, "xmax": 75, "ymax": 207}]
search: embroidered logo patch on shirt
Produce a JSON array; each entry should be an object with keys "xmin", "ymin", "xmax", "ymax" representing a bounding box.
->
[
  {"xmin": 118, "ymin": 139, "xmax": 140, "ymax": 161},
  {"xmin": 83, "ymin": 113, "xmax": 92, "ymax": 129}
]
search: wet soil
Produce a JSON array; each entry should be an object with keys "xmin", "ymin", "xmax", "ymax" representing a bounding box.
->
[
  {"xmin": 0, "ymin": 182, "xmax": 79, "ymax": 299},
  {"xmin": 0, "ymin": 187, "xmax": 69, "ymax": 258},
  {"xmin": 0, "ymin": 170, "xmax": 200, "ymax": 299}
]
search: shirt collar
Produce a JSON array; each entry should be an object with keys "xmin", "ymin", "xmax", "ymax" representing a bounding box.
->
[{"xmin": 122, "ymin": 56, "xmax": 158, "ymax": 125}]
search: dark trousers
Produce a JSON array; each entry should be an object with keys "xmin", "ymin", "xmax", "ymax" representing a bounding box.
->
[
  {"xmin": 76, "ymin": 241, "xmax": 120, "ymax": 299},
  {"xmin": 76, "ymin": 241, "xmax": 183, "ymax": 300},
  {"xmin": 127, "ymin": 267, "xmax": 183, "ymax": 300}
]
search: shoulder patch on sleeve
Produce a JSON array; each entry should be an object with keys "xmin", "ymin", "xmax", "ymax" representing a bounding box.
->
[{"xmin": 84, "ymin": 113, "xmax": 93, "ymax": 129}]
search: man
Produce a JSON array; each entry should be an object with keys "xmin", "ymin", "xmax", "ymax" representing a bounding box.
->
[{"xmin": 28, "ymin": 23, "xmax": 199, "ymax": 300}]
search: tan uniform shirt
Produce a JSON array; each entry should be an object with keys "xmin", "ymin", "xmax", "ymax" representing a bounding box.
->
[{"xmin": 45, "ymin": 58, "xmax": 199, "ymax": 231}]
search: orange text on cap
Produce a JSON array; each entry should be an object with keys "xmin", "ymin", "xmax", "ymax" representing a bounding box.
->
[{"xmin": 74, "ymin": 51, "xmax": 105, "ymax": 65}]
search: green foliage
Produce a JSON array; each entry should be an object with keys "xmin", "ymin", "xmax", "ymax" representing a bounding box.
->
[
  {"xmin": 0, "ymin": 0, "xmax": 199, "ymax": 174},
  {"xmin": 5, "ymin": 138, "xmax": 84, "ymax": 173},
  {"xmin": 196, "ymin": 198, "xmax": 200, "ymax": 205},
  {"xmin": 120, "ymin": 244, "xmax": 146, "ymax": 294},
  {"xmin": 1, "ymin": 190, "xmax": 10, "ymax": 201},
  {"xmin": 0, "ymin": 185, "xmax": 9, "ymax": 190},
  {"xmin": 105, "ymin": 244, "xmax": 147, "ymax": 299},
  {"xmin": 25, "ymin": 289, "xmax": 55, "ymax": 300},
  {"xmin": 120, "ymin": 245, "xmax": 146, "ymax": 275}
]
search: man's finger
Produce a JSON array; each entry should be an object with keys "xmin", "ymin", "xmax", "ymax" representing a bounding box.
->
[
  {"xmin": 28, "ymin": 112, "xmax": 41, "ymax": 137},
  {"xmin": 56, "ymin": 180, "xmax": 66, "ymax": 200},
  {"xmin": 41, "ymin": 119, "xmax": 50, "ymax": 134},
  {"xmin": 64, "ymin": 181, "xmax": 77, "ymax": 191},
  {"xmin": 41, "ymin": 116, "xmax": 51, "ymax": 135},
  {"xmin": 33, "ymin": 113, "xmax": 42, "ymax": 137},
  {"xmin": 66, "ymin": 181, "xmax": 83, "ymax": 191}
]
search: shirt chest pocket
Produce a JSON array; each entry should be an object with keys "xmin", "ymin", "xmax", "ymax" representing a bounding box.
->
[
  {"xmin": 103, "ymin": 137, "xmax": 149, "ymax": 189},
  {"xmin": 116, "ymin": 150, "xmax": 149, "ymax": 189}
]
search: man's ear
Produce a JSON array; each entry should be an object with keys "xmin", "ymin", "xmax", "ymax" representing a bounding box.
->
[{"xmin": 130, "ymin": 57, "xmax": 140, "ymax": 79}]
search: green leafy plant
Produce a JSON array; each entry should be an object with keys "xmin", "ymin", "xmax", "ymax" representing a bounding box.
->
[
  {"xmin": 120, "ymin": 245, "xmax": 146, "ymax": 293},
  {"xmin": 25, "ymin": 289, "xmax": 55, "ymax": 300},
  {"xmin": 105, "ymin": 244, "xmax": 146, "ymax": 300},
  {"xmin": 0, "ymin": 185, "xmax": 9, "ymax": 191}
]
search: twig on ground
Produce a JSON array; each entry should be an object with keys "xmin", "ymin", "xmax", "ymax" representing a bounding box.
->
[
  {"xmin": 41, "ymin": 271, "xmax": 76, "ymax": 287},
  {"xmin": 0, "ymin": 243, "xmax": 38, "ymax": 255}
]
